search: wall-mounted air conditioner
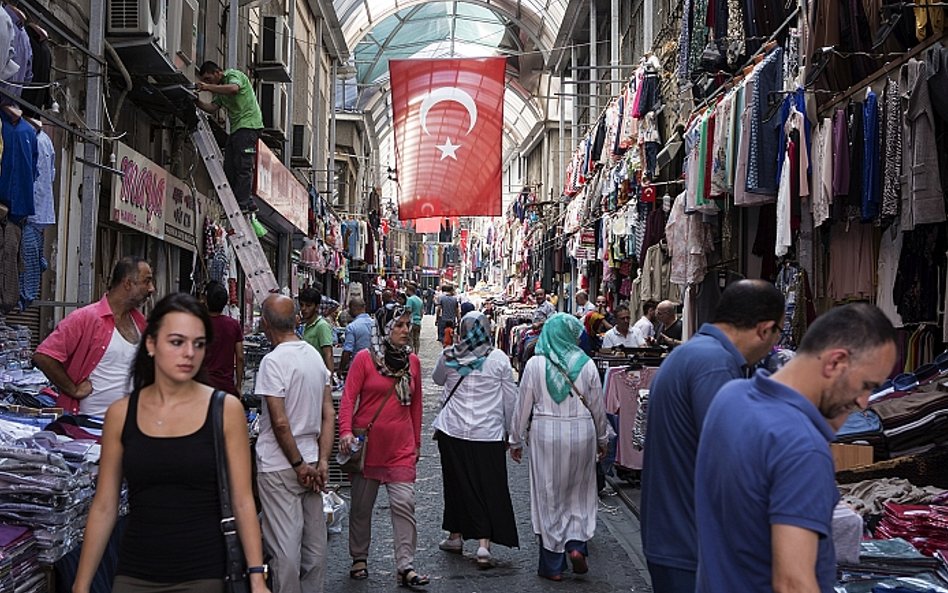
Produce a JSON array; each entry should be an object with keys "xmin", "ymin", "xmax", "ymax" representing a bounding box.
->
[
  {"xmin": 166, "ymin": 0, "xmax": 198, "ymax": 75},
  {"xmin": 255, "ymin": 15, "xmax": 292, "ymax": 82},
  {"xmin": 259, "ymin": 82, "xmax": 288, "ymax": 137},
  {"xmin": 107, "ymin": 0, "xmax": 167, "ymax": 47},
  {"xmin": 291, "ymin": 123, "xmax": 313, "ymax": 167}
]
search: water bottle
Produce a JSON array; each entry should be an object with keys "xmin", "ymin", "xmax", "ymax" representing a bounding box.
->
[
  {"xmin": 335, "ymin": 435, "xmax": 364, "ymax": 465},
  {"xmin": 350, "ymin": 436, "xmax": 364, "ymax": 453}
]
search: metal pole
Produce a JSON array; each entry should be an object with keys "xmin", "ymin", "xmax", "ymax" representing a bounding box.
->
[
  {"xmin": 328, "ymin": 60, "xmax": 337, "ymax": 201},
  {"xmin": 314, "ymin": 18, "xmax": 323, "ymax": 192},
  {"xmin": 558, "ymin": 77, "xmax": 565, "ymax": 191},
  {"xmin": 78, "ymin": 0, "xmax": 105, "ymax": 303},
  {"xmin": 611, "ymin": 0, "xmax": 620, "ymax": 97},
  {"xmin": 571, "ymin": 46, "xmax": 579, "ymax": 146},
  {"xmin": 589, "ymin": 0, "xmax": 597, "ymax": 117},
  {"xmin": 283, "ymin": 0, "xmax": 296, "ymax": 165},
  {"xmin": 644, "ymin": 0, "xmax": 655, "ymax": 53},
  {"xmin": 227, "ymin": 0, "xmax": 238, "ymax": 69}
]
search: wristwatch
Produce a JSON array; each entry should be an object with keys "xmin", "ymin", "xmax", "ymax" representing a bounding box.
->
[{"xmin": 247, "ymin": 565, "xmax": 268, "ymax": 577}]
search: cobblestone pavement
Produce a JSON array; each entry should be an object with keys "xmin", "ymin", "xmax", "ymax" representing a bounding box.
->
[{"xmin": 326, "ymin": 316, "xmax": 653, "ymax": 592}]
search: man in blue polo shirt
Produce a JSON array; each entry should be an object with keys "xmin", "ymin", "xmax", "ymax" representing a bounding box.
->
[
  {"xmin": 640, "ymin": 280, "xmax": 785, "ymax": 592},
  {"xmin": 695, "ymin": 303, "xmax": 896, "ymax": 592},
  {"xmin": 339, "ymin": 297, "xmax": 373, "ymax": 376}
]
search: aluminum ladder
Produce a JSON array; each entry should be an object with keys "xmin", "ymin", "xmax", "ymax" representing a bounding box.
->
[{"xmin": 191, "ymin": 111, "xmax": 279, "ymax": 303}]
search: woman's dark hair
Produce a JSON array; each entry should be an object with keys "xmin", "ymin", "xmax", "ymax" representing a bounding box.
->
[{"xmin": 131, "ymin": 293, "xmax": 214, "ymax": 395}]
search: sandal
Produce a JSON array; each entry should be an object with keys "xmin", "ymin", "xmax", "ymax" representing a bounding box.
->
[
  {"xmin": 349, "ymin": 559, "xmax": 368, "ymax": 580},
  {"xmin": 569, "ymin": 550, "xmax": 588, "ymax": 574},
  {"xmin": 538, "ymin": 572, "xmax": 563, "ymax": 582},
  {"xmin": 397, "ymin": 568, "xmax": 430, "ymax": 590}
]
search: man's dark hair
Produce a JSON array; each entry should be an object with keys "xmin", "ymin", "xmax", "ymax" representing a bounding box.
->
[
  {"xmin": 711, "ymin": 279, "xmax": 785, "ymax": 329},
  {"xmin": 797, "ymin": 303, "xmax": 896, "ymax": 357},
  {"xmin": 205, "ymin": 281, "xmax": 228, "ymax": 313},
  {"xmin": 616, "ymin": 305, "xmax": 631, "ymax": 316},
  {"xmin": 109, "ymin": 256, "xmax": 147, "ymax": 290},
  {"xmin": 642, "ymin": 300, "xmax": 658, "ymax": 316},
  {"xmin": 199, "ymin": 61, "xmax": 222, "ymax": 76},
  {"xmin": 298, "ymin": 287, "xmax": 322, "ymax": 307}
]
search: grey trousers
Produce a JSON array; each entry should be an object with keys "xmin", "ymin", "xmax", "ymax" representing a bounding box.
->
[
  {"xmin": 349, "ymin": 474, "xmax": 417, "ymax": 572},
  {"xmin": 257, "ymin": 467, "xmax": 327, "ymax": 593}
]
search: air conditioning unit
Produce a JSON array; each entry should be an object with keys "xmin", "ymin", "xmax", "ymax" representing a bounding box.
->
[
  {"xmin": 255, "ymin": 15, "xmax": 292, "ymax": 82},
  {"xmin": 258, "ymin": 15, "xmax": 290, "ymax": 66},
  {"xmin": 166, "ymin": 0, "xmax": 198, "ymax": 75},
  {"xmin": 107, "ymin": 0, "xmax": 167, "ymax": 49},
  {"xmin": 259, "ymin": 82, "xmax": 288, "ymax": 137},
  {"xmin": 291, "ymin": 123, "xmax": 313, "ymax": 167}
]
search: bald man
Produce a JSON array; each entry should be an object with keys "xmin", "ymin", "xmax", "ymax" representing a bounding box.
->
[
  {"xmin": 654, "ymin": 300, "xmax": 683, "ymax": 349},
  {"xmin": 255, "ymin": 295, "xmax": 335, "ymax": 592}
]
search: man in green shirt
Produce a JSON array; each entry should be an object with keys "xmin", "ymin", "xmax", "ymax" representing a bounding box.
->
[
  {"xmin": 405, "ymin": 282, "xmax": 424, "ymax": 352},
  {"xmin": 195, "ymin": 61, "xmax": 264, "ymax": 214},
  {"xmin": 299, "ymin": 287, "xmax": 334, "ymax": 375}
]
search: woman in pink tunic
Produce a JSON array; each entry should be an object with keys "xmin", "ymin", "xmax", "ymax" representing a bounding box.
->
[{"xmin": 338, "ymin": 305, "xmax": 427, "ymax": 589}]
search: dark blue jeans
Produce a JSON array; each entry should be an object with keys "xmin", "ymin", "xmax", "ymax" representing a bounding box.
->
[
  {"xmin": 647, "ymin": 561, "xmax": 695, "ymax": 593},
  {"xmin": 538, "ymin": 538, "xmax": 588, "ymax": 577}
]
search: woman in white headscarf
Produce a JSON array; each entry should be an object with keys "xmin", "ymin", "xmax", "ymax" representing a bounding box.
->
[
  {"xmin": 510, "ymin": 313, "xmax": 611, "ymax": 581},
  {"xmin": 432, "ymin": 311, "xmax": 519, "ymax": 568}
]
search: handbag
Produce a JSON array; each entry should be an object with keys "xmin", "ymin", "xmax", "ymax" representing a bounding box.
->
[
  {"xmin": 339, "ymin": 377, "xmax": 399, "ymax": 474},
  {"xmin": 211, "ymin": 390, "xmax": 250, "ymax": 593}
]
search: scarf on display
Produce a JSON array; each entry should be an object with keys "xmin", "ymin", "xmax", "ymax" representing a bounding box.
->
[
  {"xmin": 443, "ymin": 312, "xmax": 493, "ymax": 376},
  {"xmin": 584, "ymin": 311, "xmax": 605, "ymax": 336},
  {"xmin": 536, "ymin": 313, "xmax": 590, "ymax": 404},
  {"xmin": 370, "ymin": 304, "xmax": 413, "ymax": 405}
]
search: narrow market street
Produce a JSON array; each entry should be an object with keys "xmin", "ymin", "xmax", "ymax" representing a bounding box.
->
[{"xmin": 325, "ymin": 316, "xmax": 653, "ymax": 592}]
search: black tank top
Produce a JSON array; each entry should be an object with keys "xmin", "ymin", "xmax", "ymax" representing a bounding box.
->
[{"xmin": 116, "ymin": 391, "xmax": 226, "ymax": 582}]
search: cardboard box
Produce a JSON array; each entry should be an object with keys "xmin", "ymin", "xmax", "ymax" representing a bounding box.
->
[{"xmin": 831, "ymin": 443, "xmax": 874, "ymax": 472}]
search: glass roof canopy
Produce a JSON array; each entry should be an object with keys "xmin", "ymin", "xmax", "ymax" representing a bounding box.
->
[{"xmin": 331, "ymin": 0, "xmax": 568, "ymax": 202}]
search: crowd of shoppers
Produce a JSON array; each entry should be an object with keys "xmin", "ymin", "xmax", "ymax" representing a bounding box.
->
[{"xmin": 54, "ymin": 266, "xmax": 896, "ymax": 592}]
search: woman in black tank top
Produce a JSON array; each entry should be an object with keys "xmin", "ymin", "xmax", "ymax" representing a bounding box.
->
[{"xmin": 71, "ymin": 294, "xmax": 270, "ymax": 593}]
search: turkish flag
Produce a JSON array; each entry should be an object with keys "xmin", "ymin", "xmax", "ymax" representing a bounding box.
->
[{"xmin": 389, "ymin": 57, "xmax": 505, "ymax": 220}]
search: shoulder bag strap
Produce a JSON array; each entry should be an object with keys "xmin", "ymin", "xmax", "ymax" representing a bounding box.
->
[
  {"xmin": 547, "ymin": 357, "xmax": 594, "ymax": 416},
  {"xmin": 440, "ymin": 374, "xmax": 467, "ymax": 410},
  {"xmin": 210, "ymin": 390, "xmax": 235, "ymax": 525},
  {"xmin": 364, "ymin": 375, "xmax": 400, "ymax": 434}
]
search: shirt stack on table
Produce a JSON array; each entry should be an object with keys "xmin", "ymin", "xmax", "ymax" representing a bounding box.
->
[{"xmin": 0, "ymin": 524, "xmax": 41, "ymax": 593}]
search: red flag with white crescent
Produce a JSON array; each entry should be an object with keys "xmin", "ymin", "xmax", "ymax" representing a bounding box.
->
[{"xmin": 389, "ymin": 57, "xmax": 506, "ymax": 220}]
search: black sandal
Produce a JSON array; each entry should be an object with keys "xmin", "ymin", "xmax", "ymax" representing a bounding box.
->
[
  {"xmin": 397, "ymin": 568, "xmax": 430, "ymax": 590},
  {"xmin": 349, "ymin": 559, "xmax": 368, "ymax": 580}
]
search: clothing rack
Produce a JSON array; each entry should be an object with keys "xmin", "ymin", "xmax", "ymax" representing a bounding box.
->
[
  {"xmin": 686, "ymin": 6, "xmax": 801, "ymax": 117},
  {"xmin": 818, "ymin": 31, "xmax": 948, "ymax": 115}
]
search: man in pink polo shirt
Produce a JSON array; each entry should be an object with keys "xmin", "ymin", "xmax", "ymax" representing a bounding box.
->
[{"xmin": 33, "ymin": 256, "xmax": 155, "ymax": 416}]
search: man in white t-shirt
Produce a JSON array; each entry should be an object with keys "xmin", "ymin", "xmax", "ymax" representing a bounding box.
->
[
  {"xmin": 575, "ymin": 290, "xmax": 596, "ymax": 317},
  {"xmin": 256, "ymin": 295, "xmax": 335, "ymax": 593},
  {"xmin": 633, "ymin": 300, "xmax": 659, "ymax": 343},
  {"xmin": 602, "ymin": 305, "xmax": 646, "ymax": 349}
]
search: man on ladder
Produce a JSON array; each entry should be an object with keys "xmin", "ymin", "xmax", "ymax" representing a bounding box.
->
[{"xmin": 195, "ymin": 60, "xmax": 263, "ymax": 215}]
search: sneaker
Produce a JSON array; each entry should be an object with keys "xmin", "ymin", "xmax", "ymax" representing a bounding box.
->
[
  {"xmin": 476, "ymin": 546, "xmax": 491, "ymax": 568},
  {"xmin": 438, "ymin": 537, "xmax": 462, "ymax": 554}
]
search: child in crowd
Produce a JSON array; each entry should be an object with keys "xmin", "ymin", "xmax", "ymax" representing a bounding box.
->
[{"xmin": 442, "ymin": 320, "xmax": 456, "ymax": 347}]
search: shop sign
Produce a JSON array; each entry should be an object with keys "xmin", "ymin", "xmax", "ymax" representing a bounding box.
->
[
  {"xmin": 254, "ymin": 141, "xmax": 308, "ymax": 233},
  {"xmin": 112, "ymin": 143, "xmax": 165, "ymax": 239},
  {"xmin": 164, "ymin": 176, "xmax": 201, "ymax": 250}
]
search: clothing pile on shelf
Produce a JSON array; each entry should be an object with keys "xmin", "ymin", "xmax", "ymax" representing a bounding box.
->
[
  {"xmin": 837, "ymin": 538, "xmax": 945, "ymax": 587},
  {"xmin": 0, "ymin": 524, "xmax": 42, "ymax": 593},
  {"xmin": 876, "ymin": 504, "xmax": 948, "ymax": 557},
  {"xmin": 0, "ymin": 418, "xmax": 103, "ymax": 565}
]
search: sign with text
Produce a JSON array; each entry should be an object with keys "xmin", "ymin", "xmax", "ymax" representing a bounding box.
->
[
  {"xmin": 254, "ymin": 141, "xmax": 308, "ymax": 233},
  {"xmin": 113, "ymin": 143, "xmax": 166, "ymax": 239},
  {"xmin": 164, "ymin": 176, "xmax": 200, "ymax": 250}
]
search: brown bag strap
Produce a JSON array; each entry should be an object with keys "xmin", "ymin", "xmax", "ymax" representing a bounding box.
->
[{"xmin": 363, "ymin": 375, "xmax": 401, "ymax": 435}]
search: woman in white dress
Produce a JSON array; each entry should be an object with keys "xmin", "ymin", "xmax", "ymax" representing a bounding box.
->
[{"xmin": 509, "ymin": 313, "xmax": 611, "ymax": 581}]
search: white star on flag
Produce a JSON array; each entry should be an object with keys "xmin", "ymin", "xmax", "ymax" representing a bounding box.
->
[{"xmin": 435, "ymin": 137, "xmax": 461, "ymax": 160}]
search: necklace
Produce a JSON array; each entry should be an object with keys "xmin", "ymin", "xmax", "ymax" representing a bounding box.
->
[{"xmin": 152, "ymin": 385, "xmax": 169, "ymax": 426}]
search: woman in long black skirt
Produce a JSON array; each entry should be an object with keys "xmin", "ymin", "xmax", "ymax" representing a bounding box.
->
[{"xmin": 432, "ymin": 311, "xmax": 519, "ymax": 567}]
